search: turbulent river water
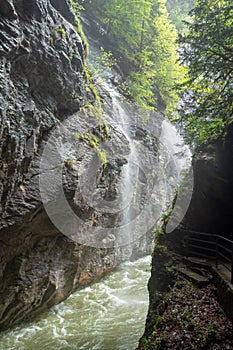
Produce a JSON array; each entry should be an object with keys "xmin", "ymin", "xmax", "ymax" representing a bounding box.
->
[
  {"xmin": 1, "ymin": 256, "xmax": 151, "ymax": 350},
  {"xmin": 0, "ymin": 17, "xmax": 192, "ymax": 350}
]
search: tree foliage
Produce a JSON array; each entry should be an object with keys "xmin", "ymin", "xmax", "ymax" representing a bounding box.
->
[
  {"xmin": 177, "ymin": 0, "xmax": 233, "ymax": 146},
  {"xmin": 83, "ymin": 0, "xmax": 185, "ymax": 113},
  {"xmin": 151, "ymin": 1, "xmax": 185, "ymax": 113},
  {"xmin": 166, "ymin": 0, "xmax": 195, "ymax": 31}
]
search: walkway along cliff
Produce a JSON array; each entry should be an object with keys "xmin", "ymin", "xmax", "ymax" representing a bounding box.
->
[{"xmin": 137, "ymin": 123, "xmax": 233, "ymax": 349}]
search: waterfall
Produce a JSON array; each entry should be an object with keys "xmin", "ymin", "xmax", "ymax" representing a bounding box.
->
[
  {"xmin": 82, "ymin": 36, "xmax": 193, "ymax": 247},
  {"xmin": 1, "ymin": 22, "xmax": 193, "ymax": 350},
  {"xmin": 112, "ymin": 94, "xmax": 140, "ymax": 252}
]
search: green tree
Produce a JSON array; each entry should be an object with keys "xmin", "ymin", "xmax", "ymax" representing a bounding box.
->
[
  {"xmin": 150, "ymin": 0, "xmax": 186, "ymax": 114},
  {"xmin": 88, "ymin": 0, "xmax": 152, "ymax": 68},
  {"xmin": 83, "ymin": 0, "xmax": 184, "ymax": 113},
  {"xmin": 166, "ymin": 0, "xmax": 195, "ymax": 31},
  {"xmin": 177, "ymin": 0, "xmax": 233, "ymax": 146}
]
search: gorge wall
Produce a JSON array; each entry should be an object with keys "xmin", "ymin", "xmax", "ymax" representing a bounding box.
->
[
  {"xmin": 0, "ymin": 0, "xmax": 89, "ymax": 331},
  {"xmin": 0, "ymin": 0, "xmax": 166, "ymax": 331},
  {"xmin": 137, "ymin": 122, "xmax": 233, "ymax": 348},
  {"xmin": 181, "ymin": 126, "xmax": 233, "ymax": 236}
]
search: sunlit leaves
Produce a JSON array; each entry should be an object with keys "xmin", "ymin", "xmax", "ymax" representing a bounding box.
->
[
  {"xmin": 151, "ymin": 1, "xmax": 186, "ymax": 114},
  {"xmin": 83, "ymin": 0, "xmax": 185, "ymax": 113},
  {"xmin": 178, "ymin": 0, "xmax": 233, "ymax": 147}
]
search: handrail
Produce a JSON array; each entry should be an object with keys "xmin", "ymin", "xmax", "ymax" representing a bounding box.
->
[{"xmin": 182, "ymin": 229, "xmax": 233, "ymax": 284}]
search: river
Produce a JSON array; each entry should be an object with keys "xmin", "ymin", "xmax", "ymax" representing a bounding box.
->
[
  {"xmin": 0, "ymin": 256, "xmax": 151, "ymax": 350},
  {"xmin": 0, "ymin": 16, "xmax": 192, "ymax": 349}
]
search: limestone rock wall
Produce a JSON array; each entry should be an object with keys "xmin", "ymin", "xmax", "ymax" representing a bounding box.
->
[
  {"xmin": 180, "ymin": 124, "xmax": 233, "ymax": 237},
  {"xmin": 0, "ymin": 0, "xmax": 158, "ymax": 331},
  {"xmin": 0, "ymin": 0, "xmax": 86, "ymax": 226},
  {"xmin": 0, "ymin": 0, "xmax": 91, "ymax": 331},
  {"xmin": 139, "ymin": 123, "xmax": 233, "ymax": 347}
]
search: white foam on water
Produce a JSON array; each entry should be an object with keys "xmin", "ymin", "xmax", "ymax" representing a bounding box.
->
[{"xmin": 1, "ymin": 256, "xmax": 151, "ymax": 350}]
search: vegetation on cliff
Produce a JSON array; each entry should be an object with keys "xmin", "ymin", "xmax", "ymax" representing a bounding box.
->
[
  {"xmin": 138, "ymin": 278, "xmax": 233, "ymax": 350},
  {"xmin": 137, "ymin": 1, "xmax": 233, "ymax": 347},
  {"xmin": 177, "ymin": 0, "xmax": 233, "ymax": 146},
  {"xmin": 79, "ymin": 0, "xmax": 229, "ymax": 149},
  {"xmin": 82, "ymin": 0, "xmax": 185, "ymax": 114},
  {"xmin": 79, "ymin": 0, "xmax": 232, "ymax": 149}
]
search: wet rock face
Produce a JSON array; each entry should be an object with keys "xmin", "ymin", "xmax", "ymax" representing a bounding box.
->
[
  {"xmin": 0, "ymin": 0, "xmax": 98, "ymax": 331},
  {"xmin": 0, "ymin": 0, "xmax": 161, "ymax": 331},
  {"xmin": 0, "ymin": 0, "xmax": 85, "ymax": 224},
  {"xmin": 181, "ymin": 124, "xmax": 233, "ymax": 237},
  {"xmin": 138, "ymin": 125, "xmax": 233, "ymax": 348}
]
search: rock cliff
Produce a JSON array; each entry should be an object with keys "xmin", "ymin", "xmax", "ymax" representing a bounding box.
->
[
  {"xmin": 138, "ymin": 123, "xmax": 233, "ymax": 348},
  {"xmin": 180, "ymin": 125, "xmax": 233, "ymax": 236},
  {"xmin": 0, "ymin": 0, "xmax": 164, "ymax": 331},
  {"xmin": 0, "ymin": 0, "xmax": 89, "ymax": 330}
]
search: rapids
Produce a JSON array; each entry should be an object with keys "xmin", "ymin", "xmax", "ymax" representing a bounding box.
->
[{"xmin": 1, "ymin": 256, "xmax": 151, "ymax": 350}]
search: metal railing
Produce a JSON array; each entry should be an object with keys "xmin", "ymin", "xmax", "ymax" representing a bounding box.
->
[{"xmin": 182, "ymin": 230, "xmax": 233, "ymax": 284}]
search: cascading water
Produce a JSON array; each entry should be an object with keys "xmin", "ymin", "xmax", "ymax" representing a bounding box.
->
[
  {"xmin": 0, "ymin": 26, "xmax": 192, "ymax": 350},
  {"xmin": 111, "ymin": 94, "xmax": 139, "ymax": 245}
]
